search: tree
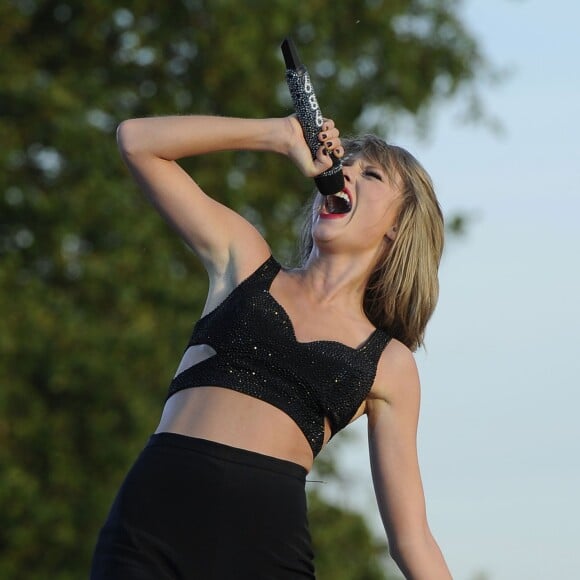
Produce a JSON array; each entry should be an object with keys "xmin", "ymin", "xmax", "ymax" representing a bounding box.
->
[
  {"xmin": 0, "ymin": 1, "xmax": 490, "ymax": 577},
  {"xmin": 309, "ymin": 490, "xmax": 396, "ymax": 580}
]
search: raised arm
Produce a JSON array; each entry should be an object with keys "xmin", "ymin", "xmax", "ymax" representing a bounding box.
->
[
  {"xmin": 116, "ymin": 115, "xmax": 336, "ymax": 276},
  {"xmin": 366, "ymin": 340, "xmax": 452, "ymax": 579}
]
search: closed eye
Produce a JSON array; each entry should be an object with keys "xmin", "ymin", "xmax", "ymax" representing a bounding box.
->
[{"xmin": 362, "ymin": 168, "xmax": 383, "ymax": 181}]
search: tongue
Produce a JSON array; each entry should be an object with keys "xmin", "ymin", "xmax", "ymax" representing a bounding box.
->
[{"xmin": 326, "ymin": 196, "xmax": 350, "ymax": 214}]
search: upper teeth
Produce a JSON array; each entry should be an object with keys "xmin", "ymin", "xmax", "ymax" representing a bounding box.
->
[{"xmin": 333, "ymin": 192, "xmax": 350, "ymax": 203}]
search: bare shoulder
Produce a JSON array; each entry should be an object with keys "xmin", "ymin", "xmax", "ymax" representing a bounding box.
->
[{"xmin": 366, "ymin": 338, "xmax": 420, "ymax": 415}]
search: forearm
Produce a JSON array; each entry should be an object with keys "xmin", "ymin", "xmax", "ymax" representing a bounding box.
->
[
  {"xmin": 390, "ymin": 531, "xmax": 452, "ymax": 580},
  {"xmin": 116, "ymin": 115, "xmax": 293, "ymax": 161}
]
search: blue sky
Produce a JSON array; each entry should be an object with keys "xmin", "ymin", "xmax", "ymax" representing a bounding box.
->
[{"xmin": 323, "ymin": 2, "xmax": 580, "ymax": 578}]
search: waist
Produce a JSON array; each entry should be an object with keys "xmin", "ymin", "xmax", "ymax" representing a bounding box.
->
[
  {"xmin": 147, "ymin": 432, "xmax": 308, "ymax": 481},
  {"xmin": 156, "ymin": 386, "xmax": 320, "ymax": 471}
]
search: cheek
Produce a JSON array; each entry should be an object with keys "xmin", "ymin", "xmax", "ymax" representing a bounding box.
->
[
  {"xmin": 363, "ymin": 200, "xmax": 400, "ymax": 238},
  {"xmin": 383, "ymin": 195, "xmax": 403, "ymax": 223},
  {"xmin": 367, "ymin": 197, "xmax": 398, "ymax": 223}
]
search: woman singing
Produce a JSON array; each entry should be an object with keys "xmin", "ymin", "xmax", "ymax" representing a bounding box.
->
[{"xmin": 90, "ymin": 112, "xmax": 451, "ymax": 579}]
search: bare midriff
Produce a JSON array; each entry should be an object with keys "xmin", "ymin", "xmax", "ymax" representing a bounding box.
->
[{"xmin": 155, "ymin": 386, "xmax": 330, "ymax": 471}]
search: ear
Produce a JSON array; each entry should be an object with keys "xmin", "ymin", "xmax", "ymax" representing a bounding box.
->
[{"xmin": 385, "ymin": 225, "xmax": 398, "ymax": 241}]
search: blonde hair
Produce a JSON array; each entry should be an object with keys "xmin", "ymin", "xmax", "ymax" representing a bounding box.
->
[{"xmin": 299, "ymin": 136, "xmax": 444, "ymax": 351}]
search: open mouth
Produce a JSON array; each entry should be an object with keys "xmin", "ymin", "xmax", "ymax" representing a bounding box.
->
[{"xmin": 324, "ymin": 191, "xmax": 352, "ymax": 215}]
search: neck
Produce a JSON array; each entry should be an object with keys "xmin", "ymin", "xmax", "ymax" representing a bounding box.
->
[{"xmin": 296, "ymin": 249, "xmax": 378, "ymax": 308}]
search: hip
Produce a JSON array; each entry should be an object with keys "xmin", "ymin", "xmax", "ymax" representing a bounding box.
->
[{"xmin": 91, "ymin": 433, "xmax": 315, "ymax": 579}]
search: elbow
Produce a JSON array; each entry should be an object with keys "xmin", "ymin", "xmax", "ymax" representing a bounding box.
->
[
  {"xmin": 388, "ymin": 530, "xmax": 451, "ymax": 580},
  {"xmin": 388, "ymin": 540, "xmax": 408, "ymax": 573},
  {"xmin": 116, "ymin": 119, "xmax": 143, "ymax": 159},
  {"xmin": 388, "ymin": 524, "xmax": 430, "ymax": 559},
  {"xmin": 116, "ymin": 120, "xmax": 133, "ymax": 158}
]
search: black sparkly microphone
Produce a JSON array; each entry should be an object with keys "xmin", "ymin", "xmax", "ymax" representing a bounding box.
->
[{"xmin": 281, "ymin": 37, "xmax": 344, "ymax": 196}]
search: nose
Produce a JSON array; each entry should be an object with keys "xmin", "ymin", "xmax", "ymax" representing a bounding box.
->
[{"xmin": 342, "ymin": 165, "xmax": 353, "ymax": 184}]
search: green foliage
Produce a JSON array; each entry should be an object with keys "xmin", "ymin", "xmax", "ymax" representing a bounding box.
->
[
  {"xmin": 0, "ymin": 0, "xmax": 488, "ymax": 577},
  {"xmin": 308, "ymin": 490, "xmax": 397, "ymax": 580}
]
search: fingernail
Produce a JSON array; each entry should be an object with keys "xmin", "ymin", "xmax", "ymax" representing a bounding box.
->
[
  {"xmin": 321, "ymin": 133, "xmax": 327, "ymax": 140},
  {"xmin": 326, "ymin": 141, "xmax": 332, "ymax": 148},
  {"xmin": 322, "ymin": 147, "xmax": 328, "ymax": 156}
]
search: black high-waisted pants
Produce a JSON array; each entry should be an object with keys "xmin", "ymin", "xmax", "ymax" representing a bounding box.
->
[{"xmin": 90, "ymin": 433, "xmax": 316, "ymax": 580}]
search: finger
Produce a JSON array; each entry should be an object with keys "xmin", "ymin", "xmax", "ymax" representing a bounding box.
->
[
  {"xmin": 318, "ymin": 124, "xmax": 339, "ymax": 143},
  {"xmin": 322, "ymin": 118, "xmax": 335, "ymax": 132},
  {"xmin": 319, "ymin": 131, "xmax": 338, "ymax": 144},
  {"xmin": 320, "ymin": 135, "xmax": 343, "ymax": 158},
  {"xmin": 314, "ymin": 145, "xmax": 333, "ymax": 171},
  {"xmin": 322, "ymin": 136, "xmax": 342, "ymax": 150}
]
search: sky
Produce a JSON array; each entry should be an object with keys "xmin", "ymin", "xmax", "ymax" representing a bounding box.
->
[{"xmin": 322, "ymin": 2, "xmax": 580, "ymax": 579}]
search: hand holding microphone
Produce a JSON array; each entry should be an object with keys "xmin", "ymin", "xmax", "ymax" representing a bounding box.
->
[{"xmin": 281, "ymin": 37, "xmax": 344, "ymax": 196}]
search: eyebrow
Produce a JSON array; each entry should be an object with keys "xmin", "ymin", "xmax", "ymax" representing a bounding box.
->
[{"xmin": 342, "ymin": 156, "xmax": 379, "ymax": 168}]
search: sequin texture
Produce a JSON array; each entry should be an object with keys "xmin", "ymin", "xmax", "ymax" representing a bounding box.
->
[{"xmin": 167, "ymin": 256, "xmax": 392, "ymax": 457}]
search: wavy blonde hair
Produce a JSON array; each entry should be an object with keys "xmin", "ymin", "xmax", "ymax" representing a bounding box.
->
[{"xmin": 299, "ymin": 135, "xmax": 444, "ymax": 351}]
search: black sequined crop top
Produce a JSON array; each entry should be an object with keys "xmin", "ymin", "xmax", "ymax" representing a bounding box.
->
[{"xmin": 167, "ymin": 256, "xmax": 391, "ymax": 457}]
